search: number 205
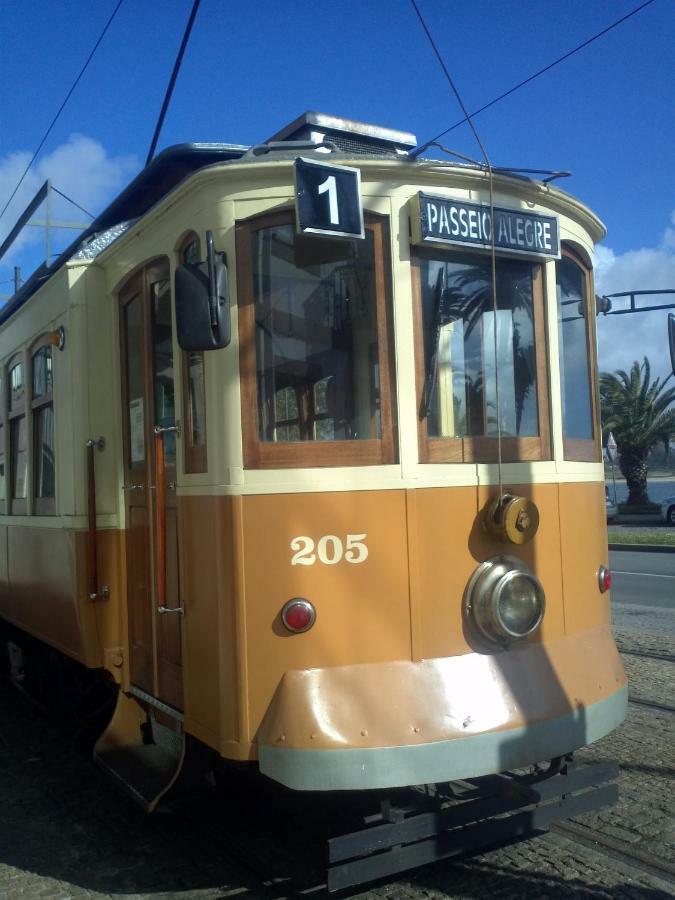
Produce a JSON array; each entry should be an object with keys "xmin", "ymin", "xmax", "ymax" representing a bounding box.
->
[{"xmin": 290, "ymin": 534, "xmax": 368, "ymax": 566}]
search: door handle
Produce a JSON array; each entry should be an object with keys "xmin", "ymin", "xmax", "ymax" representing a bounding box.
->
[
  {"xmin": 157, "ymin": 605, "xmax": 184, "ymax": 615},
  {"xmin": 123, "ymin": 483, "xmax": 144, "ymax": 491},
  {"xmin": 154, "ymin": 421, "xmax": 181, "ymax": 437}
]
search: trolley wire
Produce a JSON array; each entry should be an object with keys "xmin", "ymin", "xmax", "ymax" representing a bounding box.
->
[
  {"xmin": 145, "ymin": 0, "xmax": 202, "ymax": 166},
  {"xmin": 411, "ymin": 0, "xmax": 659, "ymax": 156},
  {"xmin": 0, "ymin": 0, "xmax": 125, "ymax": 225},
  {"xmin": 410, "ymin": 0, "xmax": 505, "ymax": 495},
  {"xmin": 50, "ymin": 186, "xmax": 94, "ymax": 220}
]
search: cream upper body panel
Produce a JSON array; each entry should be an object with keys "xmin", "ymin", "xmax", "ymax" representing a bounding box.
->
[{"xmin": 0, "ymin": 157, "xmax": 606, "ymax": 518}]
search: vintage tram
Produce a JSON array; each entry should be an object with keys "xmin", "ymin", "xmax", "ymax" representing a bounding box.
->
[{"xmin": 0, "ymin": 112, "xmax": 626, "ymax": 888}]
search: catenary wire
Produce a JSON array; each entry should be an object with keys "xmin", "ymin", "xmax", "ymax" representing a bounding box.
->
[
  {"xmin": 410, "ymin": 0, "xmax": 504, "ymax": 494},
  {"xmin": 145, "ymin": 0, "xmax": 202, "ymax": 166},
  {"xmin": 0, "ymin": 0, "xmax": 125, "ymax": 224},
  {"xmin": 411, "ymin": 0, "xmax": 659, "ymax": 156},
  {"xmin": 50, "ymin": 187, "xmax": 94, "ymax": 219}
]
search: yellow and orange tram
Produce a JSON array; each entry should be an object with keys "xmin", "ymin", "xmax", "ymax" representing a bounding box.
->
[{"xmin": 0, "ymin": 112, "xmax": 626, "ymax": 888}]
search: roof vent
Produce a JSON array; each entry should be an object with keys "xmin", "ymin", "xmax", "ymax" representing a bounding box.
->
[{"xmin": 266, "ymin": 112, "xmax": 417, "ymax": 157}]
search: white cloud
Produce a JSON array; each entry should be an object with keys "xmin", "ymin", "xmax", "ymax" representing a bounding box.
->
[
  {"xmin": 594, "ymin": 215, "xmax": 675, "ymax": 383},
  {"xmin": 0, "ymin": 136, "xmax": 138, "ymax": 277}
]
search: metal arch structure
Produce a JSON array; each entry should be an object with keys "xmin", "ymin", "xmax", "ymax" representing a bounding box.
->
[
  {"xmin": 594, "ymin": 289, "xmax": 675, "ymax": 380},
  {"xmin": 597, "ymin": 288, "xmax": 675, "ymax": 316}
]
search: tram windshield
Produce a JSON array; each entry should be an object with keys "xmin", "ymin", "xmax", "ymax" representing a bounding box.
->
[
  {"xmin": 251, "ymin": 224, "xmax": 380, "ymax": 443},
  {"xmin": 419, "ymin": 253, "xmax": 541, "ymax": 440}
]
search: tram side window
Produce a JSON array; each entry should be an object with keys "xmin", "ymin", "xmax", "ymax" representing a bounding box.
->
[
  {"xmin": 179, "ymin": 234, "xmax": 208, "ymax": 474},
  {"xmin": 236, "ymin": 212, "xmax": 396, "ymax": 468},
  {"xmin": 8, "ymin": 356, "xmax": 27, "ymax": 513},
  {"xmin": 415, "ymin": 250, "xmax": 549, "ymax": 463},
  {"xmin": 556, "ymin": 248, "xmax": 598, "ymax": 460},
  {"xmin": 32, "ymin": 343, "xmax": 55, "ymax": 514}
]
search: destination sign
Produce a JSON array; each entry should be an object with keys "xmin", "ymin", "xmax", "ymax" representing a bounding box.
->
[{"xmin": 413, "ymin": 193, "xmax": 560, "ymax": 259}]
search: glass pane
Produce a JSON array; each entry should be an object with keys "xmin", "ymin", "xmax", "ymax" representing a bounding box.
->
[
  {"xmin": 0, "ymin": 424, "xmax": 4, "ymax": 501},
  {"xmin": 34, "ymin": 405, "xmax": 55, "ymax": 499},
  {"xmin": 252, "ymin": 226, "xmax": 380, "ymax": 443},
  {"xmin": 125, "ymin": 294, "xmax": 145, "ymax": 466},
  {"xmin": 152, "ymin": 279, "xmax": 176, "ymax": 466},
  {"xmin": 420, "ymin": 254, "xmax": 539, "ymax": 438},
  {"xmin": 11, "ymin": 416, "xmax": 27, "ymax": 499},
  {"xmin": 556, "ymin": 257, "xmax": 593, "ymax": 440},
  {"xmin": 186, "ymin": 350, "xmax": 207, "ymax": 467},
  {"xmin": 32, "ymin": 346, "xmax": 53, "ymax": 397},
  {"xmin": 182, "ymin": 238, "xmax": 200, "ymax": 264},
  {"xmin": 10, "ymin": 363, "xmax": 24, "ymax": 410}
]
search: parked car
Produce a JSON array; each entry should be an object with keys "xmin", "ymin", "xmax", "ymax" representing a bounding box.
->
[
  {"xmin": 605, "ymin": 486, "xmax": 618, "ymax": 522},
  {"xmin": 660, "ymin": 495, "xmax": 675, "ymax": 526}
]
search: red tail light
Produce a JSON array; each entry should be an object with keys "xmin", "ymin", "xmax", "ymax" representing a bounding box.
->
[
  {"xmin": 598, "ymin": 566, "xmax": 611, "ymax": 593},
  {"xmin": 281, "ymin": 598, "xmax": 316, "ymax": 633}
]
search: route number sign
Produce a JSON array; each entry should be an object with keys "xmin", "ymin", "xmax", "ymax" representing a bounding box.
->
[{"xmin": 294, "ymin": 158, "xmax": 364, "ymax": 239}]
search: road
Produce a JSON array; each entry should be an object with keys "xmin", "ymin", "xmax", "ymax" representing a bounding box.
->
[
  {"xmin": 609, "ymin": 550, "xmax": 675, "ymax": 635},
  {"xmin": 609, "ymin": 549, "xmax": 675, "ymax": 609}
]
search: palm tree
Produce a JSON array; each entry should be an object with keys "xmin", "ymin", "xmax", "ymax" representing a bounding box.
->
[{"xmin": 600, "ymin": 358, "xmax": 675, "ymax": 505}]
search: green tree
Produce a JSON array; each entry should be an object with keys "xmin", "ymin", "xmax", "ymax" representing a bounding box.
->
[{"xmin": 600, "ymin": 358, "xmax": 675, "ymax": 505}]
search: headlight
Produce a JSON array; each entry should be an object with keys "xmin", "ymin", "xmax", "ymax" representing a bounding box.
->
[{"xmin": 465, "ymin": 556, "xmax": 545, "ymax": 646}]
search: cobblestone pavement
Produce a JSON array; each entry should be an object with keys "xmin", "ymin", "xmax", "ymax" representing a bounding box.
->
[{"xmin": 0, "ymin": 628, "xmax": 672, "ymax": 899}]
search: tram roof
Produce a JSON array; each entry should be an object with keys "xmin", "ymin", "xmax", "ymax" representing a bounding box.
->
[
  {"xmin": 0, "ymin": 111, "xmax": 601, "ymax": 326},
  {"xmin": 0, "ymin": 141, "xmax": 248, "ymax": 327}
]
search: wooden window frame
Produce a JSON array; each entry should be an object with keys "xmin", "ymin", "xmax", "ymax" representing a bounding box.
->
[
  {"xmin": 7, "ymin": 352, "xmax": 27, "ymax": 514},
  {"xmin": 557, "ymin": 244, "xmax": 601, "ymax": 462},
  {"xmin": 0, "ymin": 367, "xmax": 6, "ymax": 515},
  {"xmin": 31, "ymin": 337, "xmax": 56, "ymax": 515},
  {"xmin": 412, "ymin": 247, "xmax": 551, "ymax": 464},
  {"xmin": 236, "ymin": 209, "xmax": 398, "ymax": 469},
  {"xmin": 178, "ymin": 232, "xmax": 208, "ymax": 474}
]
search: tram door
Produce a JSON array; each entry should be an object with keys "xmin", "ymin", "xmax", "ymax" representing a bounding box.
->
[{"xmin": 119, "ymin": 260, "xmax": 183, "ymax": 712}]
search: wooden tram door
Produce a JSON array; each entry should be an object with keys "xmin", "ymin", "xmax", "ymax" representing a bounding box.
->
[{"xmin": 120, "ymin": 260, "xmax": 183, "ymax": 711}]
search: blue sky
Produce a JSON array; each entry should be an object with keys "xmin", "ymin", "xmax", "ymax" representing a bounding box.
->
[{"xmin": 1, "ymin": 0, "xmax": 674, "ymax": 378}]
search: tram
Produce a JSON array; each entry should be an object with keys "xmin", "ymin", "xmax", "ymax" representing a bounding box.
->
[{"xmin": 0, "ymin": 112, "xmax": 626, "ymax": 888}]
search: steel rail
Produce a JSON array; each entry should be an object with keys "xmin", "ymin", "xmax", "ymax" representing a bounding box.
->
[
  {"xmin": 620, "ymin": 649, "xmax": 675, "ymax": 664},
  {"xmin": 554, "ymin": 820, "xmax": 675, "ymax": 884},
  {"xmin": 628, "ymin": 696, "xmax": 675, "ymax": 714}
]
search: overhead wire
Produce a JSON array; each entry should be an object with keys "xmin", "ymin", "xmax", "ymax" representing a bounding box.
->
[
  {"xmin": 145, "ymin": 0, "xmax": 202, "ymax": 166},
  {"xmin": 409, "ymin": 0, "xmax": 505, "ymax": 494},
  {"xmin": 50, "ymin": 186, "xmax": 94, "ymax": 219},
  {"xmin": 411, "ymin": 0, "xmax": 659, "ymax": 156},
  {"xmin": 0, "ymin": 0, "xmax": 125, "ymax": 224}
]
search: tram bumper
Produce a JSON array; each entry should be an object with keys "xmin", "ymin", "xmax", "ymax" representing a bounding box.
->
[{"xmin": 257, "ymin": 624, "xmax": 626, "ymax": 791}]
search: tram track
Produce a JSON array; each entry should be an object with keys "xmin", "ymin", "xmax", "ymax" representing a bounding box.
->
[
  {"xmin": 619, "ymin": 649, "xmax": 675, "ymax": 664},
  {"xmin": 553, "ymin": 820, "xmax": 675, "ymax": 886},
  {"xmin": 628, "ymin": 696, "xmax": 675, "ymax": 714}
]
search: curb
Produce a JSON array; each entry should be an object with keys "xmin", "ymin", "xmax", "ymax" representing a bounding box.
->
[{"xmin": 608, "ymin": 543, "xmax": 675, "ymax": 554}]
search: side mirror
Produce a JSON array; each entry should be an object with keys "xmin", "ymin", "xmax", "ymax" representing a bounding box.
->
[
  {"xmin": 669, "ymin": 313, "xmax": 675, "ymax": 377},
  {"xmin": 175, "ymin": 231, "xmax": 230, "ymax": 350}
]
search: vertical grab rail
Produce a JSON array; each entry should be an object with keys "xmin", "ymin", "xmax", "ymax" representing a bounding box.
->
[
  {"xmin": 154, "ymin": 430, "xmax": 167, "ymax": 610},
  {"xmin": 86, "ymin": 437, "xmax": 108, "ymax": 601},
  {"xmin": 154, "ymin": 424, "xmax": 182, "ymax": 615}
]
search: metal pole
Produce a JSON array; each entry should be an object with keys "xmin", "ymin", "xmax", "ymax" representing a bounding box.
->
[
  {"xmin": 13, "ymin": 267, "xmax": 21, "ymax": 293},
  {"xmin": 611, "ymin": 460, "xmax": 617, "ymax": 506}
]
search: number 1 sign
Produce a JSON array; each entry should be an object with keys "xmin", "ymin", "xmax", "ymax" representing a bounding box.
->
[{"xmin": 294, "ymin": 158, "xmax": 365, "ymax": 239}]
